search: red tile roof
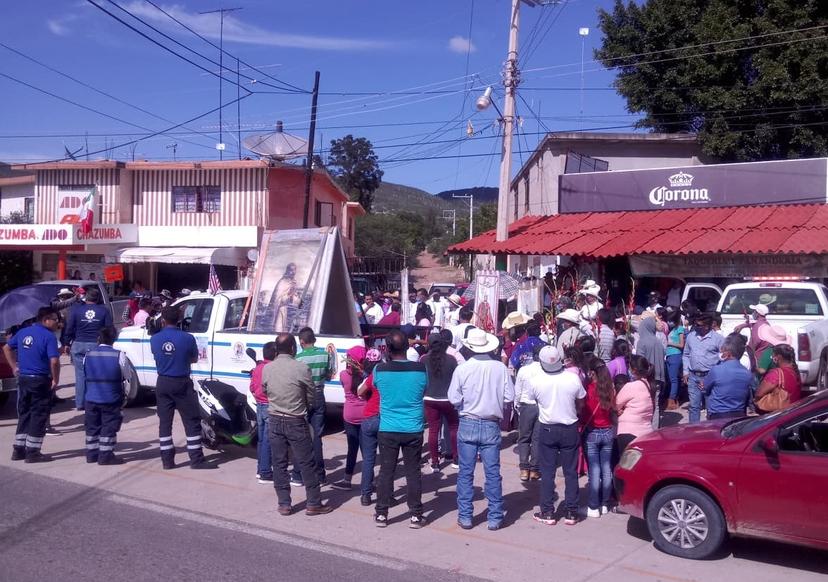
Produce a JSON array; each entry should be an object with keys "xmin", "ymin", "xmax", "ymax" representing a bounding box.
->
[{"xmin": 448, "ymin": 203, "xmax": 828, "ymax": 257}]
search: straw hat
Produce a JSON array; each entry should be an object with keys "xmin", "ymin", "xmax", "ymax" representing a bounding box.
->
[
  {"xmin": 462, "ymin": 328, "xmax": 500, "ymax": 353},
  {"xmin": 758, "ymin": 324, "xmax": 789, "ymax": 346},
  {"xmin": 501, "ymin": 311, "xmax": 532, "ymax": 330},
  {"xmin": 57, "ymin": 288, "xmax": 74, "ymax": 298},
  {"xmin": 557, "ymin": 309, "xmax": 581, "ymax": 324}
]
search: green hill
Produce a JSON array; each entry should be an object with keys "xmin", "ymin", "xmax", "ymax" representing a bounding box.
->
[{"xmin": 371, "ymin": 182, "xmax": 459, "ymax": 214}]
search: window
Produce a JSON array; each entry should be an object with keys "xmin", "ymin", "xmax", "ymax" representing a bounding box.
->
[
  {"xmin": 315, "ymin": 201, "xmax": 336, "ymax": 227},
  {"xmin": 524, "ymin": 177, "xmax": 530, "ymax": 214},
  {"xmin": 720, "ymin": 288, "xmax": 824, "ymax": 316},
  {"xmin": 179, "ymin": 299, "xmax": 214, "ymax": 333},
  {"xmin": 24, "ymin": 197, "xmax": 35, "ymax": 223},
  {"xmin": 172, "ymin": 186, "xmax": 221, "ymax": 213},
  {"xmin": 222, "ymin": 298, "xmax": 247, "ymax": 329}
]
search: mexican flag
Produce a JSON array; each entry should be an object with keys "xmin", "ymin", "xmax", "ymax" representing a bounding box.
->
[{"xmin": 79, "ymin": 186, "xmax": 97, "ymax": 235}]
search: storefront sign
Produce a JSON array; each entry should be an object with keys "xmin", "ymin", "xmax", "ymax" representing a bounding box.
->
[
  {"xmin": 0, "ymin": 224, "xmax": 137, "ymax": 246},
  {"xmin": 630, "ymin": 253, "xmax": 828, "ymax": 278},
  {"xmin": 103, "ymin": 264, "xmax": 124, "ymax": 283},
  {"xmin": 56, "ymin": 187, "xmax": 92, "ymax": 223},
  {"xmin": 559, "ymin": 158, "xmax": 828, "ymax": 213}
]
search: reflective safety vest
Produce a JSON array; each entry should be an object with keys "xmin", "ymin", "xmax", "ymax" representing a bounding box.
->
[{"xmin": 84, "ymin": 345, "xmax": 124, "ymax": 404}]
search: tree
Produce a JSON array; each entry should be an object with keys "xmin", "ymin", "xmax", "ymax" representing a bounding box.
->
[
  {"xmin": 327, "ymin": 135, "xmax": 384, "ymax": 213},
  {"xmin": 596, "ymin": 0, "xmax": 828, "ymax": 161}
]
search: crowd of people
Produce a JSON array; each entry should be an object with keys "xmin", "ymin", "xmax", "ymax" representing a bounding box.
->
[{"xmin": 4, "ymin": 275, "xmax": 806, "ymax": 531}]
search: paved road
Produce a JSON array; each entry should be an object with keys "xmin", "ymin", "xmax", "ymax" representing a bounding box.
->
[
  {"xmin": 1, "ymin": 365, "xmax": 827, "ymax": 582},
  {"xmin": 0, "ymin": 465, "xmax": 479, "ymax": 582}
]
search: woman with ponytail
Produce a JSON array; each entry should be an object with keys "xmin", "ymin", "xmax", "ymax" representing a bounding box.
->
[
  {"xmin": 581, "ymin": 357, "xmax": 617, "ymax": 518},
  {"xmin": 614, "ymin": 355, "xmax": 655, "ymax": 455}
]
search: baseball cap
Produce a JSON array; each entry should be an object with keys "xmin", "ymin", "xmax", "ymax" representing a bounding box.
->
[
  {"xmin": 538, "ymin": 345, "xmax": 563, "ymax": 374},
  {"xmin": 749, "ymin": 304, "xmax": 769, "ymax": 317}
]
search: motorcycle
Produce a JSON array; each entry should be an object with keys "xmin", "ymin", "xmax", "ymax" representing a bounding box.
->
[{"xmin": 195, "ymin": 347, "xmax": 258, "ymax": 449}]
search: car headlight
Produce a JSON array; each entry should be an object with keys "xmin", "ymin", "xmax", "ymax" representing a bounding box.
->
[{"xmin": 618, "ymin": 448, "xmax": 643, "ymax": 470}]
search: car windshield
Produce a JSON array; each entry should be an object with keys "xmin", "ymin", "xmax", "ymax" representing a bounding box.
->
[
  {"xmin": 722, "ymin": 395, "xmax": 822, "ymax": 437},
  {"xmin": 720, "ymin": 287, "xmax": 824, "ymax": 316}
]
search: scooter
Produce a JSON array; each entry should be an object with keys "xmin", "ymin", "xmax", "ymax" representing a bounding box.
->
[{"xmin": 195, "ymin": 347, "xmax": 258, "ymax": 449}]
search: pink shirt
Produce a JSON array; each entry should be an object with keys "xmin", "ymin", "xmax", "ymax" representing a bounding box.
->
[
  {"xmin": 133, "ymin": 310, "xmax": 150, "ymax": 328},
  {"xmin": 616, "ymin": 380, "xmax": 653, "ymax": 438},
  {"xmin": 341, "ymin": 370, "xmax": 367, "ymax": 425},
  {"xmin": 249, "ymin": 360, "xmax": 269, "ymax": 404}
]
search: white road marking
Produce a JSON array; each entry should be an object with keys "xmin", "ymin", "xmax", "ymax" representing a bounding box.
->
[{"xmin": 107, "ymin": 494, "xmax": 407, "ymax": 571}]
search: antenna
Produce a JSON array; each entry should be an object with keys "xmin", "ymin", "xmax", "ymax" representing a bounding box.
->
[{"xmin": 166, "ymin": 143, "xmax": 179, "ymax": 161}]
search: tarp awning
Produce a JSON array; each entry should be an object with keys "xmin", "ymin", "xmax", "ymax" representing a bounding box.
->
[
  {"xmin": 448, "ymin": 203, "xmax": 828, "ymax": 258},
  {"xmin": 107, "ymin": 247, "xmax": 248, "ymax": 267}
]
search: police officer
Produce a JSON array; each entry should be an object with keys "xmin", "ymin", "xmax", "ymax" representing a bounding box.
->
[
  {"xmin": 150, "ymin": 306, "xmax": 215, "ymax": 470},
  {"xmin": 65, "ymin": 287, "xmax": 112, "ymax": 410},
  {"xmin": 3, "ymin": 307, "xmax": 61, "ymax": 463},
  {"xmin": 83, "ymin": 326, "xmax": 127, "ymax": 465}
]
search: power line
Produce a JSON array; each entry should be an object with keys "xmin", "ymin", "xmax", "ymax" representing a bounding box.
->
[{"xmin": 142, "ymin": 0, "xmax": 309, "ymax": 93}]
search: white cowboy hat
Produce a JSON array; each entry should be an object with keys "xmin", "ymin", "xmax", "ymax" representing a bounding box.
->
[
  {"xmin": 462, "ymin": 328, "xmax": 500, "ymax": 354},
  {"xmin": 57, "ymin": 288, "xmax": 74, "ymax": 297},
  {"xmin": 579, "ymin": 284, "xmax": 601, "ymax": 298},
  {"xmin": 557, "ymin": 309, "xmax": 581, "ymax": 324},
  {"xmin": 501, "ymin": 310, "xmax": 532, "ymax": 330}
]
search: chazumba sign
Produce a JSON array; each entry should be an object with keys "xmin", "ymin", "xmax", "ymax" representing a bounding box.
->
[
  {"xmin": 559, "ymin": 158, "xmax": 828, "ymax": 213},
  {"xmin": 630, "ymin": 253, "xmax": 828, "ymax": 278}
]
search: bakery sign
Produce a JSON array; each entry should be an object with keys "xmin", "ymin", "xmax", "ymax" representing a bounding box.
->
[
  {"xmin": 559, "ymin": 157, "xmax": 828, "ymax": 213},
  {"xmin": 0, "ymin": 224, "xmax": 137, "ymax": 246}
]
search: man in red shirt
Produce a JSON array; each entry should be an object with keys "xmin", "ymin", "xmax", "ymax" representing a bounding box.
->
[{"xmin": 250, "ymin": 341, "xmax": 276, "ymax": 484}]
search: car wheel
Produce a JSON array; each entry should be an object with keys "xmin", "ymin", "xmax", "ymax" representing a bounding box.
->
[
  {"xmin": 123, "ymin": 360, "xmax": 142, "ymax": 407},
  {"xmin": 646, "ymin": 485, "xmax": 726, "ymax": 560},
  {"xmin": 817, "ymin": 353, "xmax": 828, "ymax": 392}
]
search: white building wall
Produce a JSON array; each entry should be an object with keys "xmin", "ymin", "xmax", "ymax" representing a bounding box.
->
[{"xmin": 0, "ymin": 182, "xmax": 33, "ymax": 217}]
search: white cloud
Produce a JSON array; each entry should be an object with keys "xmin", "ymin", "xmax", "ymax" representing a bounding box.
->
[
  {"xmin": 448, "ymin": 35, "xmax": 476, "ymax": 54},
  {"xmin": 47, "ymin": 18, "xmax": 72, "ymax": 36},
  {"xmin": 122, "ymin": 2, "xmax": 392, "ymax": 51}
]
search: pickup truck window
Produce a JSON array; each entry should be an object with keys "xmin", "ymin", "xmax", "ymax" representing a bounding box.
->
[
  {"xmin": 721, "ymin": 288, "xmax": 824, "ymax": 317},
  {"xmin": 223, "ymin": 298, "xmax": 247, "ymax": 329},
  {"xmin": 179, "ymin": 299, "xmax": 214, "ymax": 333}
]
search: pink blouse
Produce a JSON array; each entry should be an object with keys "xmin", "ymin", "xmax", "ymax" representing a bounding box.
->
[{"xmin": 616, "ymin": 380, "xmax": 653, "ymax": 438}]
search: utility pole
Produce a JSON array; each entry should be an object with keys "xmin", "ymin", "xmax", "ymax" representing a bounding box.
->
[
  {"xmin": 237, "ymin": 57, "xmax": 242, "ymax": 160},
  {"xmin": 496, "ymin": 0, "xmax": 523, "ymax": 242},
  {"xmin": 302, "ymin": 71, "xmax": 321, "ymax": 228},
  {"xmin": 442, "ymin": 209, "xmax": 457, "ymax": 237},
  {"xmin": 200, "ymin": 7, "xmax": 242, "ymax": 160}
]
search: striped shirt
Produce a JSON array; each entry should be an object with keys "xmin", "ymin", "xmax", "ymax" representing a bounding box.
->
[{"xmin": 297, "ymin": 346, "xmax": 331, "ymax": 388}]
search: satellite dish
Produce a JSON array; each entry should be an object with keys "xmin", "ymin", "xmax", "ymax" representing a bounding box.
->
[{"xmin": 243, "ymin": 120, "xmax": 308, "ymax": 160}]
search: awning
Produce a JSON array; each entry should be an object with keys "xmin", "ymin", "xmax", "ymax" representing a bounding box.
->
[
  {"xmin": 448, "ymin": 203, "xmax": 828, "ymax": 258},
  {"xmin": 107, "ymin": 247, "xmax": 249, "ymax": 267}
]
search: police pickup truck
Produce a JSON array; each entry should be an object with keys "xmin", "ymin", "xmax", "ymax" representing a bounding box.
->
[
  {"xmin": 115, "ymin": 290, "xmax": 364, "ymax": 406},
  {"xmin": 716, "ymin": 280, "xmax": 828, "ymax": 389}
]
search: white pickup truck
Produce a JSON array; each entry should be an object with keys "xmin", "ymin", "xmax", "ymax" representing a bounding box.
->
[
  {"xmin": 114, "ymin": 290, "xmax": 364, "ymax": 406},
  {"xmin": 716, "ymin": 281, "xmax": 828, "ymax": 388}
]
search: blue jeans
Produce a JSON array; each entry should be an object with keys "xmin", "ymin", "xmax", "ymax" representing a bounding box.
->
[
  {"xmin": 666, "ymin": 354, "xmax": 682, "ymax": 400},
  {"xmin": 359, "ymin": 415, "xmax": 379, "ymax": 496},
  {"xmin": 688, "ymin": 374, "xmax": 706, "ymax": 424},
  {"xmin": 585, "ymin": 427, "xmax": 614, "ymax": 510},
  {"xmin": 256, "ymin": 403, "xmax": 272, "ymax": 479},
  {"xmin": 292, "ymin": 388, "xmax": 325, "ymax": 482},
  {"xmin": 456, "ymin": 417, "xmax": 503, "ymax": 527},
  {"xmin": 343, "ymin": 421, "xmax": 361, "ymax": 476},
  {"xmin": 71, "ymin": 341, "xmax": 97, "ymax": 409}
]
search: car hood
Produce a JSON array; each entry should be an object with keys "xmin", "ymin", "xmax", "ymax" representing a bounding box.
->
[{"xmin": 631, "ymin": 420, "xmax": 733, "ymax": 452}]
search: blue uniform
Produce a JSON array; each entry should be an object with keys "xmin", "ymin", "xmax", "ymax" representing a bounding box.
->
[
  {"xmin": 84, "ymin": 345, "xmax": 125, "ymax": 404},
  {"xmin": 65, "ymin": 303, "xmax": 112, "ymax": 344},
  {"xmin": 8, "ymin": 323, "xmax": 60, "ymax": 458},
  {"xmin": 83, "ymin": 344, "xmax": 126, "ymax": 463},
  {"xmin": 8, "ymin": 323, "xmax": 59, "ymax": 377},
  {"xmin": 150, "ymin": 327, "xmax": 198, "ymax": 377}
]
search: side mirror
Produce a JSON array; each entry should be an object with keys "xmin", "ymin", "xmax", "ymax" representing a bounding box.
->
[
  {"xmin": 245, "ymin": 347, "xmax": 257, "ymax": 362},
  {"xmin": 758, "ymin": 434, "xmax": 779, "ymax": 455}
]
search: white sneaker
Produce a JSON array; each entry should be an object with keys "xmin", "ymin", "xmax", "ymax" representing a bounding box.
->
[
  {"xmin": 429, "ymin": 464, "xmax": 440, "ymax": 474},
  {"xmin": 587, "ymin": 508, "xmax": 601, "ymax": 518},
  {"xmin": 450, "ymin": 462, "xmax": 459, "ymax": 469},
  {"xmin": 600, "ymin": 505, "xmax": 609, "ymax": 515}
]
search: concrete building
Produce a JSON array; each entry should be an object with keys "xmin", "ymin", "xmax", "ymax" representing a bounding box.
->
[
  {"xmin": 507, "ymin": 132, "xmax": 709, "ymax": 222},
  {"xmin": 0, "ymin": 163, "xmax": 35, "ymax": 220},
  {"xmin": 7, "ymin": 159, "xmax": 362, "ymax": 293}
]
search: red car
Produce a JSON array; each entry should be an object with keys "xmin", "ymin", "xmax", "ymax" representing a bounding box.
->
[{"xmin": 614, "ymin": 391, "xmax": 828, "ymax": 559}]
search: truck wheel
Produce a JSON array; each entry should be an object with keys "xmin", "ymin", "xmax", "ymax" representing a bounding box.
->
[
  {"xmin": 646, "ymin": 485, "xmax": 726, "ymax": 560},
  {"xmin": 123, "ymin": 360, "xmax": 142, "ymax": 407},
  {"xmin": 817, "ymin": 353, "xmax": 828, "ymax": 392}
]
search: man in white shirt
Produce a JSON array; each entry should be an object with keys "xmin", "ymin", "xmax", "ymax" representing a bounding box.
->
[
  {"xmin": 449, "ymin": 307, "xmax": 475, "ymax": 350},
  {"xmin": 525, "ymin": 346, "xmax": 585, "ymax": 527},
  {"xmin": 361, "ymin": 293, "xmax": 384, "ymax": 325},
  {"xmin": 426, "ymin": 292, "xmax": 449, "ymax": 329},
  {"xmin": 514, "ymin": 361, "xmax": 544, "ymax": 482}
]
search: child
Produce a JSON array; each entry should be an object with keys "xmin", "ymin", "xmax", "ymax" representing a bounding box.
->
[
  {"xmin": 250, "ymin": 341, "xmax": 277, "ymax": 484},
  {"xmin": 83, "ymin": 327, "xmax": 127, "ymax": 465}
]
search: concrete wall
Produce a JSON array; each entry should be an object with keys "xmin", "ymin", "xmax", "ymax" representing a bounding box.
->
[
  {"xmin": 0, "ymin": 182, "xmax": 33, "ymax": 217},
  {"xmin": 508, "ymin": 133, "xmax": 709, "ymax": 220}
]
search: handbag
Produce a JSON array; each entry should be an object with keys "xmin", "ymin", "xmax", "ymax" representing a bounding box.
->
[{"xmin": 755, "ymin": 368, "xmax": 790, "ymax": 413}]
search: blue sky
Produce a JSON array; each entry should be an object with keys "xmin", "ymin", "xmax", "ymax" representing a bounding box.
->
[{"xmin": 0, "ymin": 0, "xmax": 636, "ymax": 193}]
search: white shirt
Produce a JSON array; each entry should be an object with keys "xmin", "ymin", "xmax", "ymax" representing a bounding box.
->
[
  {"xmin": 526, "ymin": 368, "xmax": 586, "ymax": 425},
  {"xmin": 450, "ymin": 322, "xmax": 474, "ymax": 349},
  {"xmin": 406, "ymin": 346, "xmax": 420, "ymax": 362},
  {"xmin": 448, "ymin": 355, "xmax": 515, "ymax": 420},
  {"xmin": 426, "ymin": 298, "xmax": 449, "ymax": 328},
  {"xmin": 514, "ymin": 361, "xmax": 545, "ymax": 405},
  {"xmin": 362, "ymin": 303, "xmax": 384, "ymax": 325}
]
